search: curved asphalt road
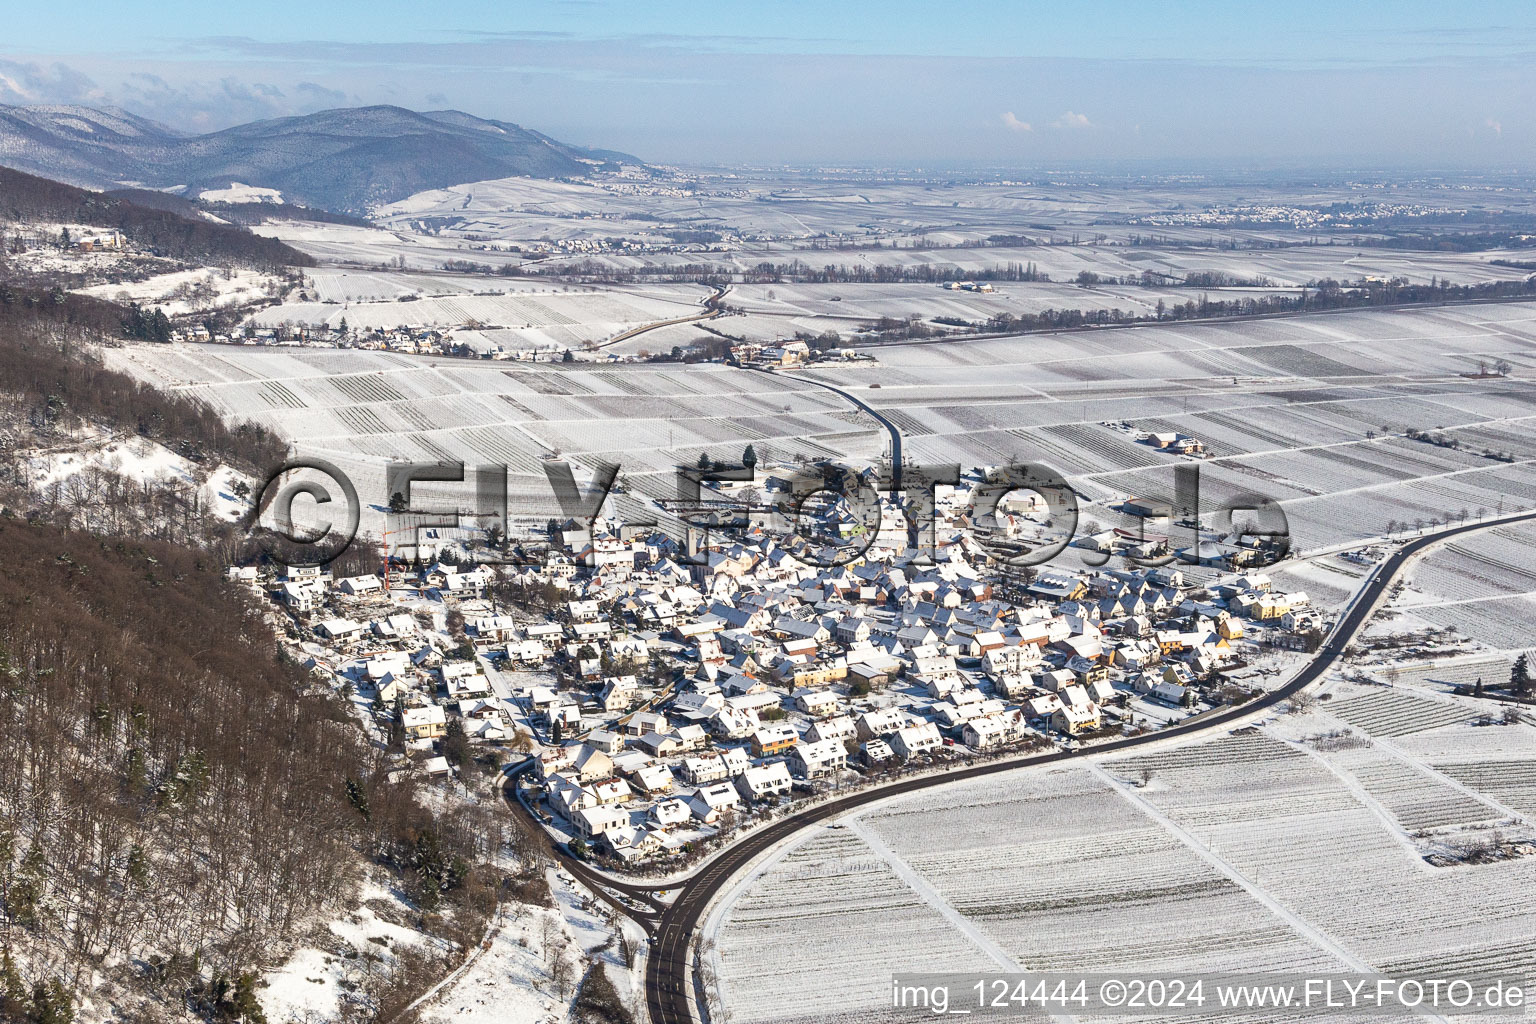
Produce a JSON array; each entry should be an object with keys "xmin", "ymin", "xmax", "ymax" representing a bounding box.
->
[
  {"xmin": 598, "ymin": 285, "xmax": 729, "ymax": 350},
  {"xmin": 637, "ymin": 508, "xmax": 1536, "ymax": 1024},
  {"xmin": 753, "ymin": 367, "xmax": 903, "ymax": 491}
]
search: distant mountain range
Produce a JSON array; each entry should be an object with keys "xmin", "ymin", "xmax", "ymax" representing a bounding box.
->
[{"xmin": 0, "ymin": 104, "xmax": 645, "ymax": 212}]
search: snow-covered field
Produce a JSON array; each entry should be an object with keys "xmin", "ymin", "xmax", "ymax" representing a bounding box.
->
[
  {"xmin": 369, "ymin": 174, "xmax": 1536, "ymax": 295},
  {"xmin": 710, "ymin": 678, "xmax": 1536, "ymax": 1024},
  {"xmin": 75, "ymin": 267, "xmax": 285, "ymax": 316},
  {"xmin": 1383, "ymin": 522, "xmax": 1536, "ymax": 650},
  {"xmin": 199, "ymin": 182, "xmax": 285, "ymax": 205},
  {"xmin": 102, "ymin": 343, "xmax": 880, "ymax": 538},
  {"xmin": 103, "ymin": 298, "xmax": 1536, "ymax": 559},
  {"xmin": 251, "ymin": 277, "xmax": 711, "ymax": 350},
  {"xmin": 250, "ymin": 221, "xmax": 520, "ymax": 271},
  {"xmin": 802, "ymin": 301, "xmax": 1536, "ymax": 551}
]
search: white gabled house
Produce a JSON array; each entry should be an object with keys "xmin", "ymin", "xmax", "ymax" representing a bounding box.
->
[
  {"xmin": 650, "ymin": 798, "xmax": 692, "ymax": 828},
  {"xmin": 681, "ymin": 754, "xmax": 729, "ymax": 785},
  {"xmin": 573, "ymin": 805, "xmax": 629, "ymax": 839},
  {"xmin": 337, "ymin": 574, "xmax": 383, "ymax": 596},
  {"xmin": 856, "ymin": 707, "xmax": 908, "ymax": 740},
  {"xmin": 890, "ymin": 721, "xmax": 944, "ymax": 759},
  {"xmin": 734, "ymin": 761, "xmax": 793, "ymax": 802},
  {"xmin": 805, "ymin": 714, "xmax": 857, "ymax": 744},
  {"xmin": 630, "ymin": 763, "xmax": 674, "ymax": 795},
  {"xmin": 688, "ymin": 781, "xmax": 743, "ymax": 823},
  {"xmin": 788, "ymin": 737, "xmax": 848, "ymax": 778},
  {"xmin": 962, "ymin": 711, "xmax": 1025, "ymax": 750}
]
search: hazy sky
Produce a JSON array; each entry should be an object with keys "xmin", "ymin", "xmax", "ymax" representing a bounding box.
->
[{"xmin": 3, "ymin": 0, "xmax": 1534, "ymax": 168}]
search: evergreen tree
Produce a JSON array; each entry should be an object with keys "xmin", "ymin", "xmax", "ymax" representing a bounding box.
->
[
  {"xmin": 29, "ymin": 980, "xmax": 72, "ymax": 1024},
  {"xmin": 0, "ymin": 948, "xmax": 25, "ymax": 1021},
  {"xmin": 742, "ymin": 443, "xmax": 757, "ymax": 469},
  {"xmin": 441, "ymin": 717, "xmax": 471, "ymax": 768},
  {"xmin": 229, "ymin": 972, "xmax": 266, "ymax": 1024},
  {"xmin": 123, "ymin": 747, "xmax": 147, "ymax": 796},
  {"xmin": 344, "ymin": 777, "xmax": 371, "ymax": 822},
  {"xmin": 125, "ymin": 845, "xmax": 148, "ymax": 889},
  {"xmin": 1512, "ymin": 653, "xmax": 1532, "ymax": 697},
  {"xmin": 387, "ymin": 695, "xmax": 406, "ymax": 750},
  {"xmin": 150, "ymin": 308, "xmax": 173, "ymax": 342}
]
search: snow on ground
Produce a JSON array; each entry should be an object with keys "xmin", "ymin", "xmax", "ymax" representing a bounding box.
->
[
  {"xmin": 261, "ymin": 876, "xmax": 455, "ymax": 1024},
  {"xmin": 102, "ymin": 299, "xmax": 1536, "ymax": 564},
  {"xmin": 412, "ymin": 908, "xmax": 565, "ymax": 1024},
  {"xmin": 26, "ymin": 435, "xmax": 252, "ymax": 521},
  {"xmin": 709, "ymin": 687, "xmax": 1536, "ymax": 1024},
  {"xmin": 75, "ymin": 267, "xmax": 285, "ymax": 316},
  {"xmin": 248, "ymin": 282, "xmax": 709, "ymax": 347},
  {"xmin": 102, "ymin": 342, "xmax": 875, "ymax": 543},
  {"xmin": 411, "ymin": 867, "xmax": 638, "ymax": 1024},
  {"xmin": 30, "ymin": 434, "xmax": 188, "ymax": 488},
  {"xmin": 1381, "ymin": 521, "xmax": 1536, "ymax": 651},
  {"xmin": 199, "ymin": 182, "xmax": 285, "ymax": 204}
]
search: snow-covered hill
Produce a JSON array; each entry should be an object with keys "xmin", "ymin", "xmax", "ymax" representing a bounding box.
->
[{"xmin": 0, "ymin": 103, "xmax": 647, "ymax": 212}]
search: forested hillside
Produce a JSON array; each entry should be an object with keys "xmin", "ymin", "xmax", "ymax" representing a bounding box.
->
[
  {"xmin": 0, "ymin": 520, "xmax": 366, "ymax": 1003},
  {"xmin": 0, "ymin": 295, "xmax": 518, "ymax": 1024},
  {"xmin": 0, "ymin": 167, "xmax": 314, "ymax": 271},
  {"xmin": 1, "ymin": 284, "xmax": 282, "ymax": 457}
]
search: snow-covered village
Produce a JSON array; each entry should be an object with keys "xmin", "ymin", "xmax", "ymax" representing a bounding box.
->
[{"xmin": 250, "ymin": 457, "xmax": 1329, "ymax": 870}]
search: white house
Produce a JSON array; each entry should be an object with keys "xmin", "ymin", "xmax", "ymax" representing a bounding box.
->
[
  {"xmin": 688, "ymin": 781, "xmax": 743, "ymax": 823},
  {"xmin": 962, "ymin": 711, "xmax": 1025, "ymax": 750},
  {"xmin": 650, "ymin": 798, "xmax": 692, "ymax": 828},
  {"xmin": 890, "ymin": 721, "xmax": 943, "ymax": 759},
  {"xmin": 793, "ymin": 688, "xmax": 844, "ymax": 718},
  {"xmin": 573, "ymin": 805, "xmax": 629, "ymax": 839},
  {"xmin": 681, "ymin": 754, "xmax": 729, "ymax": 785},
  {"xmin": 805, "ymin": 714, "xmax": 857, "ymax": 744},
  {"xmin": 856, "ymin": 707, "xmax": 908, "ymax": 740},
  {"xmin": 337, "ymin": 574, "xmax": 383, "ymax": 596},
  {"xmin": 734, "ymin": 761, "xmax": 793, "ymax": 802},
  {"xmin": 788, "ymin": 738, "xmax": 848, "ymax": 778}
]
